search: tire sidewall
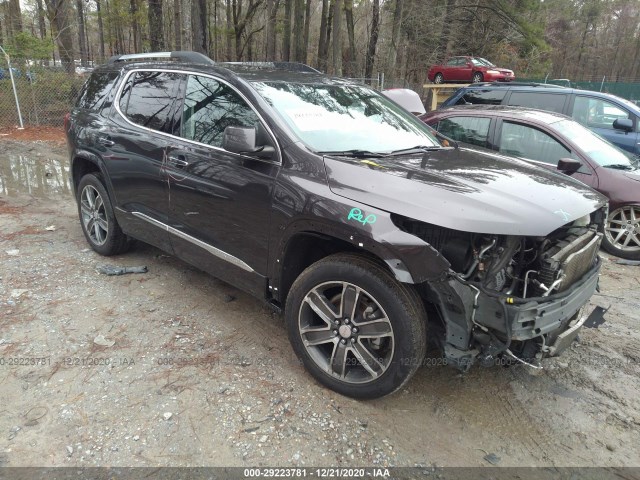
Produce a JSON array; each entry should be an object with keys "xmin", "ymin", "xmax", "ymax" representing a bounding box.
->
[
  {"xmin": 77, "ymin": 174, "xmax": 121, "ymax": 256},
  {"xmin": 285, "ymin": 257, "xmax": 426, "ymax": 399},
  {"xmin": 434, "ymin": 73, "xmax": 444, "ymax": 84}
]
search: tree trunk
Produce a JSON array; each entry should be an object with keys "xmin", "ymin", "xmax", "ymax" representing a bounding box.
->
[
  {"xmin": 148, "ymin": 0, "xmax": 165, "ymax": 51},
  {"xmin": 437, "ymin": 0, "xmax": 455, "ymax": 61},
  {"xmin": 292, "ymin": 0, "xmax": 304, "ymax": 62},
  {"xmin": 173, "ymin": 0, "xmax": 181, "ymax": 50},
  {"xmin": 303, "ymin": 0, "xmax": 310, "ymax": 61},
  {"xmin": 282, "ymin": 0, "xmax": 292, "ymax": 61},
  {"xmin": 344, "ymin": 0, "xmax": 355, "ymax": 76},
  {"xmin": 317, "ymin": 0, "xmax": 329, "ymax": 71},
  {"xmin": 387, "ymin": 0, "xmax": 404, "ymax": 82},
  {"xmin": 96, "ymin": 0, "xmax": 106, "ymax": 60},
  {"xmin": 130, "ymin": 0, "xmax": 141, "ymax": 52},
  {"xmin": 44, "ymin": 0, "xmax": 75, "ymax": 73},
  {"xmin": 265, "ymin": 0, "xmax": 278, "ymax": 59},
  {"xmin": 76, "ymin": 0, "xmax": 88, "ymax": 64},
  {"xmin": 8, "ymin": 0, "xmax": 22, "ymax": 35},
  {"xmin": 36, "ymin": 0, "xmax": 47, "ymax": 39},
  {"xmin": 226, "ymin": 0, "xmax": 233, "ymax": 60},
  {"xmin": 331, "ymin": 0, "xmax": 342, "ymax": 76},
  {"xmin": 191, "ymin": 0, "xmax": 208, "ymax": 54},
  {"xmin": 364, "ymin": 0, "xmax": 379, "ymax": 84}
]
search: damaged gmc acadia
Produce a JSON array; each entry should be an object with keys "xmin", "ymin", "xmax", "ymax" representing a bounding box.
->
[{"xmin": 66, "ymin": 52, "xmax": 608, "ymax": 399}]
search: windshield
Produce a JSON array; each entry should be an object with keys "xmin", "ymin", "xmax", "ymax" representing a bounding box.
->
[
  {"xmin": 554, "ymin": 118, "xmax": 636, "ymax": 167},
  {"xmin": 251, "ymin": 82, "xmax": 439, "ymax": 153},
  {"xmin": 471, "ymin": 57, "xmax": 495, "ymax": 67}
]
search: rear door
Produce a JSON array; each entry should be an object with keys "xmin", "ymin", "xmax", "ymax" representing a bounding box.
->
[
  {"xmin": 105, "ymin": 69, "xmax": 185, "ymax": 251},
  {"xmin": 165, "ymin": 73, "xmax": 280, "ymax": 296},
  {"xmin": 569, "ymin": 95, "xmax": 640, "ymax": 155}
]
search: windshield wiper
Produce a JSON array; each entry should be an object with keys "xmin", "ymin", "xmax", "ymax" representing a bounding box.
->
[
  {"xmin": 387, "ymin": 145, "xmax": 445, "ymax": 156},
  {"xmin": 603, "ymin": 163, "xmax": 634, "ymax": 170},
  {"xmin": 318, "ymin": 149, "xmax": 387, "ymax": 158}
]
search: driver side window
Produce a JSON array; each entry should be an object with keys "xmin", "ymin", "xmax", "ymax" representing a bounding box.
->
[
  {"xmin": 180, "ymin": 75, "xmax": 260, "ymax": 148},
  {"xmin": 572, "ymin": 96, "xmax": 629, "ymax": 130}
]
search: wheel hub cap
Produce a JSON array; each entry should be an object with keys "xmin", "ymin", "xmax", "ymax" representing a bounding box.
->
[{"xmin": 338, "ymin": 324, "xmax": 353, "ymax": 339}]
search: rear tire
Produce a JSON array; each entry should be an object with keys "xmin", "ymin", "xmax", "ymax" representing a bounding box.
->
[
  {"xmin": 472, "ymin": 72, "xmax": 484, "ymax": 83},
  {"xmin": 602, "ymin": 205, "xmax": 640, "ymax": 260},
  {"xmin": 434, "ymin": 73, "xmax": 444, "ymax": 84},
  {"xmin": 285, "ymin": 253, "xmax": 427, "ymax": 399},
  {"xmin": 77, "ymin": 173, "xmax": 131, "ymax": 256}
]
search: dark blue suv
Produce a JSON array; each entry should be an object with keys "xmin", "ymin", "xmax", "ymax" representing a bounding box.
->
[{"xmin": 441, "ymin": 83, "xmax": 640, "ymax": 155}]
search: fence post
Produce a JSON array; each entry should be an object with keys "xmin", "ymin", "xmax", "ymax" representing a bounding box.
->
[{"xmin": 0, "ymin": 46, "xmax": 25, "ymax": 129}]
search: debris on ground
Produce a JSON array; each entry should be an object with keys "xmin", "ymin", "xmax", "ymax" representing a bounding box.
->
[
  {"xmin": 96, "ymin": 265, "xmax": 148, "ymax": 276},
  {"xmin": 614, "ymin": 259, "xmax": 640, "ymax": 266},
  {"xmin": 93, "ymin": 335, "xmax": 115, "ymax": 347}
]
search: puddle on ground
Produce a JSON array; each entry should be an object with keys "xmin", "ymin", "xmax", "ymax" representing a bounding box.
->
[{"xmin": 0, "ymin": 155, "xmax": 71, "ymax": 197}]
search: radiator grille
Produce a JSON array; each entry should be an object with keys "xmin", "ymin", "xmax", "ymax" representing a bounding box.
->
[{"xmin": 538, "ymin": 230, "xmax": 602, "ymax": 294}]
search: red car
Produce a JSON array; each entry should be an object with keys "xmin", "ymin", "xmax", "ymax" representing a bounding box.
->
[{"xmin": 427, "ymin": 56, "xmax": 515, "ymax": 84}]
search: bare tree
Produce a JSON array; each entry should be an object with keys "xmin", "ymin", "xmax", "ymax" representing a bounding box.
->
[
  {"xmin": 148, "ymin": 0, "xmax": 165, "ymax": 50},
  {"xmin": 43, "ymin": 0, "xmax": 75, "ymax": 72},
  {"xmin": 282, "ymin": 0, "xmax": 292, "ymax": 61},
  {"xmin": 192, "ymin": 0, "xmax": 208, "ymax": 54},
  {"xmin": 364, "ymin": 0, "xmax": 379, "ymax": 84},
  {"xmin": 343, "ymin": 0, "xmax": 355, "ymax": 76},
  {"xmin": 265, "ymin": 0, "xmax": 279, "ymax": 59},
  {"xmin": 317, "ymin": 0, "xmax": 330, "ymax": 71},
  {"xmin": 331, "ymin": 0, "xmax": 342, "ymax": 75},
  {"xmin": 174, "ymin": 0, "xmax": 181, "ymax": 50},
  {"xmin": 292, "ymin": 0, "xmax": 304, "ymax": 62},
  {"xmin": 76, "ymin": 0, "xmax": 88, "ymax": 65},
  {"xmin": 387, "ymin": 0, "xmax": 404, "ymax": 80}
]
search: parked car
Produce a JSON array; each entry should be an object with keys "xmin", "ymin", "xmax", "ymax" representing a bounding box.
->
[
  {"xmin": 66, "ymin": 51, "xmax": 607, "ymax": 399},
  {"xmin": 440, "ymin": 82, "xmax": 640, "ymax": 156},
  {"xmin": 381, "ymin": 88, "xmax": 426, "ymax": 115},
  {"xmin": 427, "ymin": 56, "xmax": 515, "ymax": 84},
  {"xmin": 421, "ymin": 105, "xmax": 640, "ymax": 260}
]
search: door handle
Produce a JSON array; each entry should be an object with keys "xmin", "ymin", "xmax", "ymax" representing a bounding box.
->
[
  {"xmin": 97, "ymin": 135, "xmax": 114, "ymax": 147},
  {"xmin": 168, "ymin": 155, "xmax": 189, "ymax": 168}
]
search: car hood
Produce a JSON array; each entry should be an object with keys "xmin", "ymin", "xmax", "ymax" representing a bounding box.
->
[{"xmin": 324, "ymin": 148, "xmax": 607, "ymax": 236}]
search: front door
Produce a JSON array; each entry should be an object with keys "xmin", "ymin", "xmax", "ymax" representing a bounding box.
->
[{"xmin": 165, "ymin": 74, "xmax": 279, "ymax": 296}]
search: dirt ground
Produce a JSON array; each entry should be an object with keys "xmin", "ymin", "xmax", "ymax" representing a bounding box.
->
[{"xmin": 1, "ymin": 137, "xmax": 639, "ymax": 469}]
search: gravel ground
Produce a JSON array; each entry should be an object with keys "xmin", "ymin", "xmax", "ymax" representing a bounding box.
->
[{"xmin": 0, "ymin": 139, "xmax": 639, "ymax": 469}]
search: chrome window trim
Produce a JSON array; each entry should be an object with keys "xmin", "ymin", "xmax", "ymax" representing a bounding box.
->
[
  {"xmin": 113, "ymin": 68, "xmax": 282, "ymax": 165},
  {"xmin": 131, "ymin": 211, "xmax": 255, "ymax": 273}
]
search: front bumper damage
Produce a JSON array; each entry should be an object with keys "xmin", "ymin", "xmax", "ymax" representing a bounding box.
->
[{"xmin": 428, "ymin": 257, "xmax": 602, "ymax": 370}]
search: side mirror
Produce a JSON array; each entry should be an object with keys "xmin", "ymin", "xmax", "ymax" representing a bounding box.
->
[
  {"xmin": 557, "ymin": 157, "xmax": 582, "ymax": 174},
  {"xmin": 613, "ymin": 118, "xmax": 633, "ymax": 133},
  {"xmin": 222, "ymin": 126, "xmax": 275, "ymax": 160}
]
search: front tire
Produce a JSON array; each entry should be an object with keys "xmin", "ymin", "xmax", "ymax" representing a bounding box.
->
[
  {"xmin": 472, "ymin": 72, "xmax": 484, "ymax": 83},
  {"xmin": 602, "ymin": 205, "xmax": 640, "ymax": 260},
  {"xmin": 77, "ymin": 173, "xmax": 131, "ymax": 256},
  {"xmin": 285, "ymin": 253, "xmax": 427, "ymax": 399},
  {"xmin": 434, "ymin": 73, "xmax": 444, "ymax": 84}
]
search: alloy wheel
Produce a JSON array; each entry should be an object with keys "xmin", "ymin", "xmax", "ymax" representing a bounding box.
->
[
  {"xmin": 80, "ymin": 185, "xmax": 109, "ymax": 246},
  {"xmin": 605, "ymin": 206, "xmax": 640, "ymax": 252},
  {"xmin": 298, "ymin": 281, "xmax": 394, "ymax": 384}
]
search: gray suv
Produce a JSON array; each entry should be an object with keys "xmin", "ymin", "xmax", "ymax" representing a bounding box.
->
[{"xmin": 65, "ymin": 52, "xmax": 608, "ymax": 398}]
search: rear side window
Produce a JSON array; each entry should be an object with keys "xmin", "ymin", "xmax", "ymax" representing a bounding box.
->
[
  {"xmin": 76, "ymin": 71, "xmax": 119, "ymax": 111},
  {"xmin": 118, "ymin": 71, "xmax": 182, "ymax": 132},
  {"xmin": 508, "ymin": 92, "xmax": 566, "ymax": 113},
  {"xmin": 456, "ymin": 89, "xmax": 506, "ymax": 105},
  {"xmin": 436, "ymin": 116, "xmax": 491, "ymax": 148},
  {"xmin": 499, "ymin": 121, "xmax": 570, "ymax": 164},
  {"xmin": 180, "ymin": 75, "xmax": 260, "ymax": 148}
]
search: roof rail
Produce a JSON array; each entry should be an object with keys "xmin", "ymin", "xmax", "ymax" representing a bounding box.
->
[
  {"xmin": 218, "ymin": 61, "xmax": 320, "ymax": 73},
  {"xmin": 107, "ymin": 51, "xmax": 214, "ymax": 65}
]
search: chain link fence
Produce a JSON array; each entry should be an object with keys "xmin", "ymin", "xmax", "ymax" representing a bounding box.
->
[{"xmin": 1, "ymin": 55, "xmax": 86, "ymax": 129}]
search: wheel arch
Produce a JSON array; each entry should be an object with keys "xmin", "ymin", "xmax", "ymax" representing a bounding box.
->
[{"xmin": 71, "ymin": 152, "xmax": 111, "ymax": 199}]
